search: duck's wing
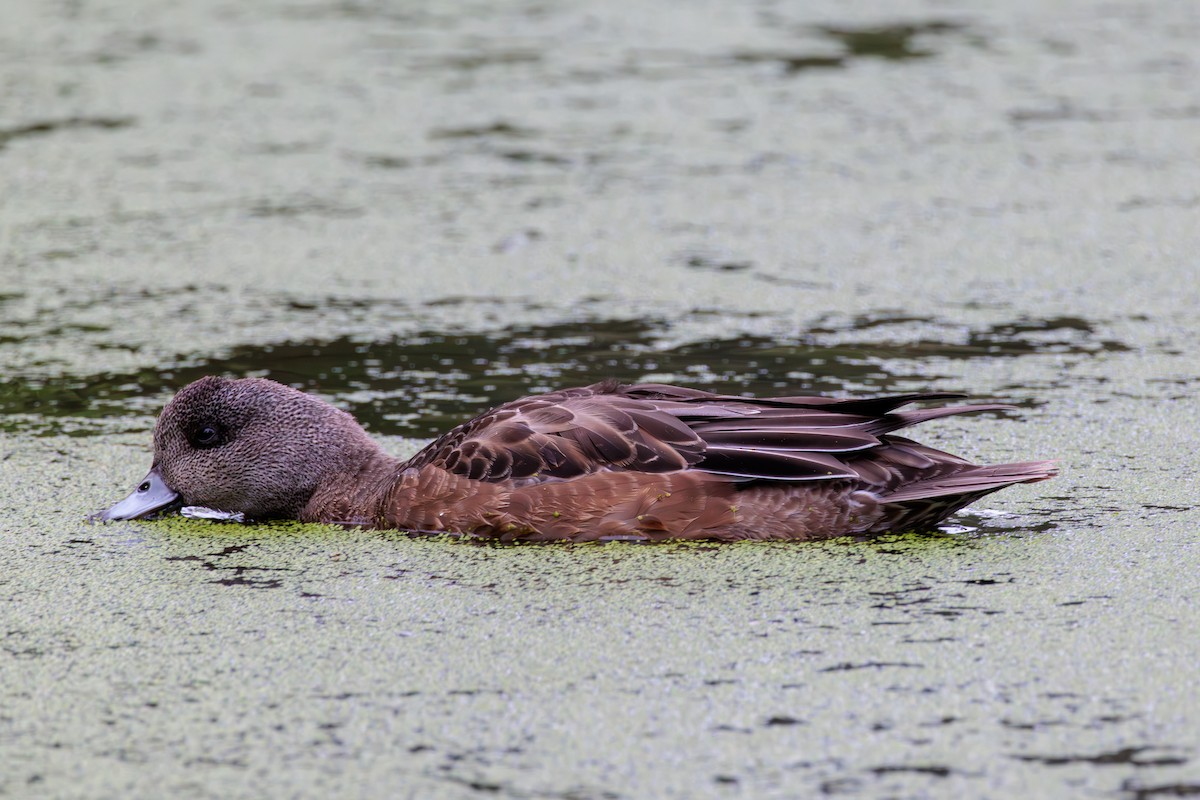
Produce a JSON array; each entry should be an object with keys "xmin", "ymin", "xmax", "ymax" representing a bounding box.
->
[
  {"xmin": 402, "ymin": 381, "xmax": 1018, "ymax": 486},
  {"xmin": 621, "ymin": 384, "xmax": 1017, "ymax": 484},
  {"xmin": 401, "ymin": 382, "xmax": 708, "ymax": 482}
]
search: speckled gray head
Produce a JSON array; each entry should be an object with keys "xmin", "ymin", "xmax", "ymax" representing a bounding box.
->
[{"xmin": 97, "ymin": 376, "xmax": 381, "ymax": 522}]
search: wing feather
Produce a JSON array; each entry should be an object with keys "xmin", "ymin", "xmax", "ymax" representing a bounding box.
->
[{"xmin": 401, "ymin": 381, "xmax": 1030, "ymax": 488}]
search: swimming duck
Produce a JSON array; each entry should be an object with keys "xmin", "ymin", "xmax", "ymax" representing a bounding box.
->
[{"xmin": 98, "ymin": 376, "xmax": 1055, "ymax": 541}]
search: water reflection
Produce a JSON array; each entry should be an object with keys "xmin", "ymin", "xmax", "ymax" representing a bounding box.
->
[{"xmin": 0, "ymin": 313, "xmax": 1126, "ymax": 437}]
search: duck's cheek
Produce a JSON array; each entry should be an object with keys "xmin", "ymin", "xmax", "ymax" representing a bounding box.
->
[
  {"xmin": 199, "ymin": 478, "xmax": 273, "ymax": 517},
  {"xmin": 157, "ymin": 461, "xmax": 231, "ymax": 511}
]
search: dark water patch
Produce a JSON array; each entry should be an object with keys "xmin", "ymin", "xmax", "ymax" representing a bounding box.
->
[
  {"xmin": 815, "ymin": 22, "xmax": 968, "ymax": 62},
  {"xmin": 811, "ymin": 313, "xmax": 937, "ymax": 333},
  {"xmin": 1009, "ymin": 102, "xmax": 1119, "ymax": 126},
  {"xmin": 1057, "ymin": 595, "xmax": 1112, "ymax": 607},
  {"xmin": 496, "ymin": 151, "xmax": 571, "ymax": 167},
  {"xmin": 1121, "ymin": 779, "xmax": 1200, "ymax": 799},
  {"xmin": 356, "ymin": 153, "xmax": 414, "ymax": 169},
  {"xmin": 496, "ymin": 149, "xmax": 573, "ymax": 166},
  {"xmin": 819, "ymin": 661, "xmax": 922, "ymax": 672},
  {"xmin": 730, "ymin": 20, "xmax": 970, "ymax": 75},
  {"xmin": 349, "ymin": 151, "xmax": 450, "ymax": 171},
  {"xmin": 1001, "ymin": 718, "xmax": 1067, "ymax": 731},
  {"xmin": 446, "ymin": 688, "xmax": 508, "ymax": 699},
  {"xmin": 424, "ymin": 122, "xmax": 584, "ymax": 171},
  {"xmin": 677, "ymin": 251, "xmax": 755, "ymax": 272},
  {"xmin": 753, "ymin": 272, "xmax": 830, "ymax": 291},
  {"xmin": 1015, "ymin": 747, "xmax": 1188, "ymax": 768},
  {"xmin": 1144, "ymin": 504, "xmax": 1196, "ymax": 514},
  {"xmin": 1, "ymin": 311, "xmax": 1127, "ymax": 437},
  {"xmin": 162, "ymin": 544, "xmax": 295, "ymax": 590},
  {"xmin": 729, "ymin": 51, "xmax": 845, "ymax": 75},
  {"xmin": 920, "ymin": 716, "xmax": 960, "ymax": 727},
  {"xmin": 809, "ymin": 314, "xmax": 1129, "ymax": 358},
  {"xmin": 212, "ymin": 575, "xmax": 284, "ymax": 589},
  {"xmin": 1088, "ymin": 714, "xmax": 1140, "ymax": 728},
  {"xmin": 246, "ymin": 196, "xmax": 363, "ymax": 219},
  {"xmin": 210, "ymin": 544, "xmax": 252, "ymax": 557},
  {"xmin": 765, "ymin": 715, "xmax": 804, "ymax": 727},
  {"xmin": 869, "ymin": 583, "xmax": 932, "ymax": 601},
  {"xmin": 858, "ymin": 569, "xmax": 1027, "ymax": 616},
  {"xmin": 429, "ymin": 121, "xmax": 537, "ymax": 140},
  {"xmin": 0, "ymin": 116, "xmax": 136, "ymax": 151},
  {"xmin": 820, "ymin": 777, "xmax": 862, "ymax": 793},
  {"xmin": 869, "ymin": 764, "xmax": 953, "ymax": 777},
  {"xmin": 246, "ymin": 139, "xmax": 329, "ymax": 156}
]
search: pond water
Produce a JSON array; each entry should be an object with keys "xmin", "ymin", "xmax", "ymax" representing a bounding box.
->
[{"xmin": 3, "ymin": 0, "xmax": 1200, "ymax": 798}]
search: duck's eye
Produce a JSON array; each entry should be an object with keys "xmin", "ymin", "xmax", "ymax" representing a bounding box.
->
[{"xmin": 192, "ymin": 424, "xmax": 222, "ymax": 449}]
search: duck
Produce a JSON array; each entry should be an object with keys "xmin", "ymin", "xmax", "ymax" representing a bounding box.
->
[{"xmin": 97, "ymin": 376, "xmax": 1056, "ymax": 541}]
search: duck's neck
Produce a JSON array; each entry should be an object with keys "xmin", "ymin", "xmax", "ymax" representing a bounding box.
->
[{"xmin": 299, "ymin": 446, "xmax": 402, "ymax": 526}]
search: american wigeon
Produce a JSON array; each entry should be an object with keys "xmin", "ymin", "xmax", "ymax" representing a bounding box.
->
[{"xmin": 98, "ymin": 376, "xmax": 1055, "ymax": 541}]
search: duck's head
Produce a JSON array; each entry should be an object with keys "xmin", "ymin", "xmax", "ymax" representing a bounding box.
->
[{"xmin": 99, "ymin": 376, "xmax": 383, "ymax": 521}]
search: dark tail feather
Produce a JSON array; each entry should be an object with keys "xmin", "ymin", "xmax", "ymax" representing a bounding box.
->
[
  {"xmin": 868, "ymin": 403, "xmax": 1018, "ymax": 435},
  {"xmin": 796, "ymin": 392, "xmax": 967, "ymax": 415},
  {"xmin": 882, "ymin": 460, "xmax": 1058, "ymax": 503},
  {"xmin": 876, "ymin": 460, "xmax": 1059, "ymax": 532}
]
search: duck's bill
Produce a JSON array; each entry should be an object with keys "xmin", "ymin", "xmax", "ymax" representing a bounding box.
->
[{"xmin": 95, "ymin": 467, "xmax": 181, "ymax": 521}]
